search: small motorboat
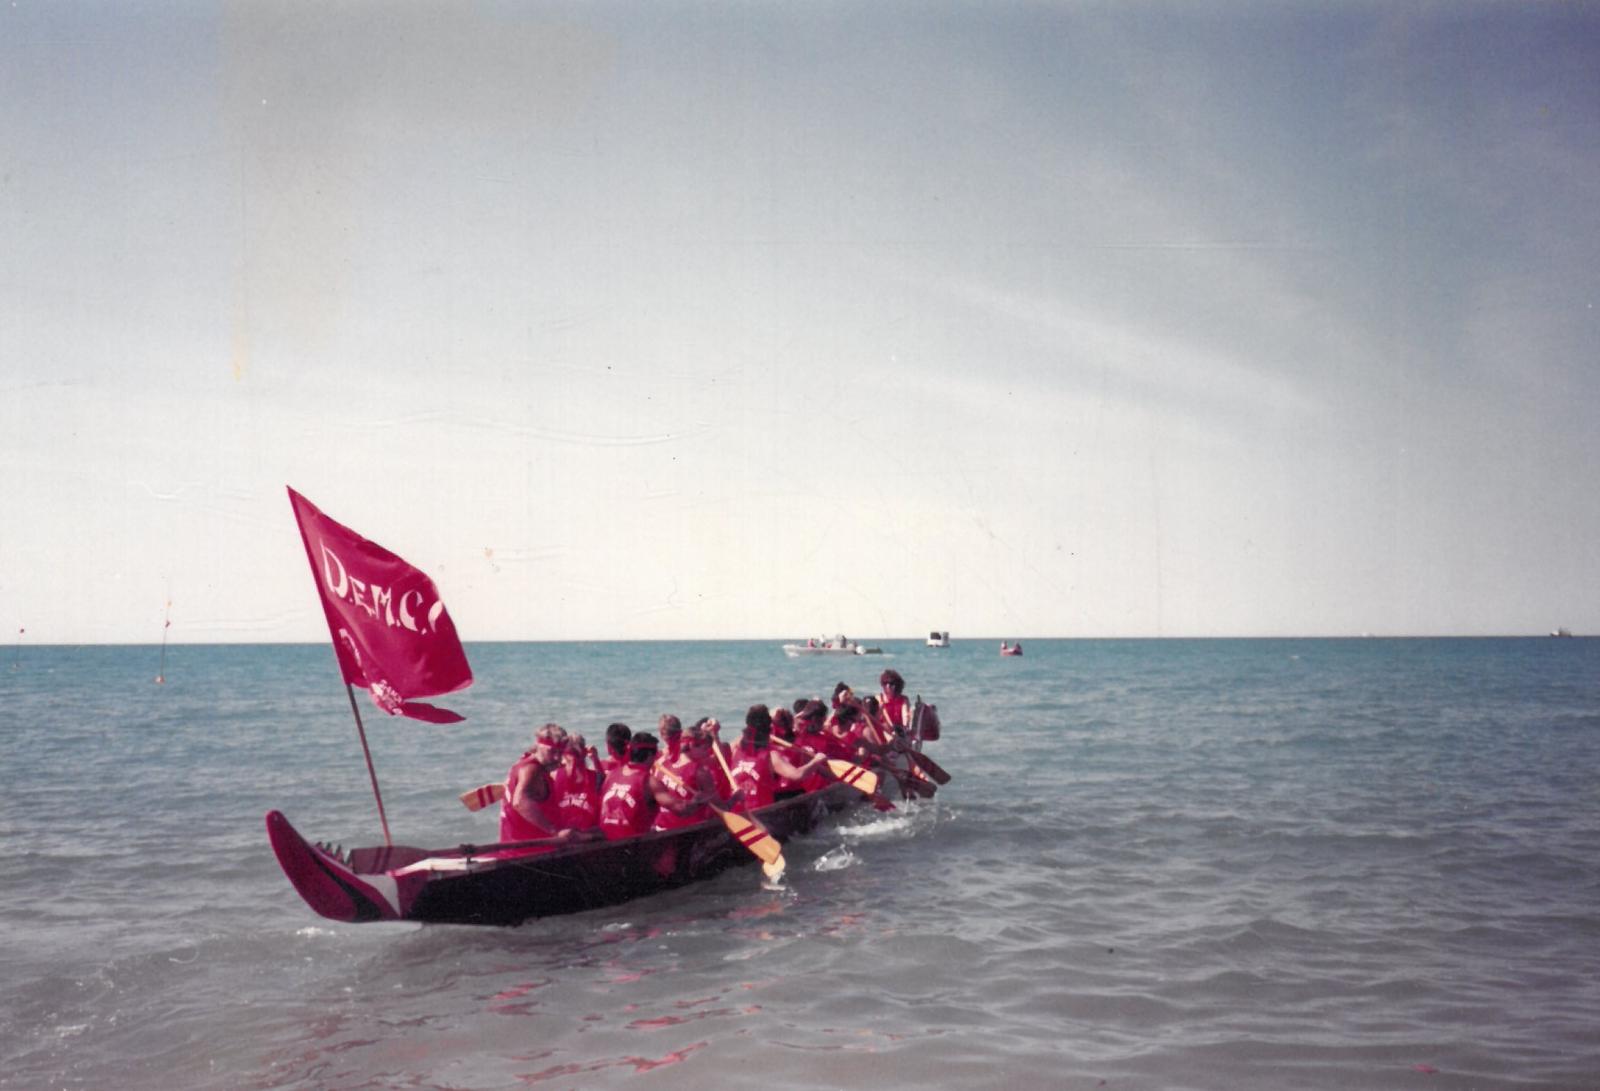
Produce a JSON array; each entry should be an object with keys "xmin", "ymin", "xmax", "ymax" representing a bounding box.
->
[{"xmin": 782, "ymin": 635, "xmax": 882, "ymax": 657}]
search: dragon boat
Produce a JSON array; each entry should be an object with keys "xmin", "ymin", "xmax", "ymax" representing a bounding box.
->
[
  {"xmin": 268, "ymin": 488, "xmax": 946, "ymax": 927},
  {"xmin": 269, "ymin": 699, "xmax": 943, "ymax": 927},
  {"xmin": 268, "ymin": 781, "xmax": 864, "ymax": 927}
]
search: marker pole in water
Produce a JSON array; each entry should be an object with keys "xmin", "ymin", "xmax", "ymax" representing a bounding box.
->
[{"xmin": 155, "ymin": 601, "xmax": 171, "ymax": 684}]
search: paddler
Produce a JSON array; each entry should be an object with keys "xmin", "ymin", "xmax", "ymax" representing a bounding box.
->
[
  {"xmin": 499, "ymin": 722, "xmax": 567, "ymax": 843},
  {"xmin": 649, "ymin": 719, "xmax": 723, "ymax": 830},
  {"xmin": 795, "ymin": 699, "xmax": 831, "ymax": 758},
  {"xmin": 551, "ymin": 735, "xmax": 601, "ymax": 835},
  {"xmin": 599, "ymin": 722, "xmax": 632, "ymax": 782},
  {"xmin": 726, "ymin": 704, "xmax": 827, "ymax": 812},
  {"xmin": 877, "ymin": 669, "xmax": 910, "ymax": 734},
  {"xmin": 770, "ymin": 705, "xmax": 830, "ymax": 796},
  {"xmin": 656, "ymin": 714, "xmax": 684, "ymax": 766},
  {"xmin": 599, "ymin": 731, "xmax": 660, "ymax": 839}
]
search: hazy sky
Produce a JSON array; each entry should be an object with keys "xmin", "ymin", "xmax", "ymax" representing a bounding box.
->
[{"xmin": 3, "ymin": 2, "xmax": 1597, "ymax": 643}]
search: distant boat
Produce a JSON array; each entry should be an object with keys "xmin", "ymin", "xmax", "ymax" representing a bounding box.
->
[
  {"xmin": 926, "ymin": 630, "xmax": 950, "ymax": 648},
  {"xmin": 999, "ymin": 641, "xmax": 1023, "ymax": 657},
  {"xmin": 1551, "ymin": 627, "xmax": 1573, "ymax": 638},
  {"xmin": 782, "ymin": 635, "xmax": 882, "ymax": 657}
]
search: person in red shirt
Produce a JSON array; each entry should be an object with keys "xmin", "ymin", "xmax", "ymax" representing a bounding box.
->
[
  {"xmin": 770, "ymin": 706, "xmax": 824, "ymax": 797},
  {"xmin": 550, "ymin": 735, "xmax": 601, "ymax": 834},
  {"xmin": 824, "ymin": 700, "xmax": 866, "ymax": 761},
  {"xmin": 697, "ymin": 716, "xmax": 736, "ymax": 798},
  {"xmin": 599, "ymin": 731, "xmax": 660, "ymax": 839},
  {"xmin": 656, "ymin": 714, "xmax": 683, "ymax": 766},
  {"xmin": 599, "ymin": 722, "xmax": 631, "ymax": 781},
  {"xmin": 726, "ymin": 704, "xmax": 827, "ymax": 812},
  {"xmin": 878, "ymin": 669, "xmax": 910, "ymax": 734},
  {"xmin": 796, "ymin": 699, "xmax": 831, "ymax": 758},
  {"xmin": 650, "ymin": 720, "xmax": 722, "ymax": 830},
  {"xmin": 499, "ymin": 722, "xmax": 567, "ymax": 843}
]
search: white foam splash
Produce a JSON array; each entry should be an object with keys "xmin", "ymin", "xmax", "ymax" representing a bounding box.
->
[
  {"xmin": 812, "ymin": 846, "xmax": 858, "ymax": 871},
  {"xmin": 841, "ymin": 812, "xmax": 915, "ymax": 839}
]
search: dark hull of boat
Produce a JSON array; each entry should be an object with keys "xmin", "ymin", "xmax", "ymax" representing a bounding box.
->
[{"xmin": 267, "ymin": 782, "xmax": 862, "ymax": 927}]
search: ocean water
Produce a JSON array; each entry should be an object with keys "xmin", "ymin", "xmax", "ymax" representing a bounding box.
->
[{"xmin": 1, "ymin": 638, "xmax": 1597, "ymax": 1090}]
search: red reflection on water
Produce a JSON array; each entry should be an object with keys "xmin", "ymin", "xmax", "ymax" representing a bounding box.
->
[
  {"xmin": 516, "ymin": 1041, "xmax": 709, "ymax": 1083},
  {"xmin": 491, "ymin": 979, "xmax": 550, "ymax": 1001},
  {"xmin": 626, "ymin": 993, "xmax": 761, "ymax": 1030}
]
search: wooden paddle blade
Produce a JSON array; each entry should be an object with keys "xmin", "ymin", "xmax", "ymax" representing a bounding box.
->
[
  {"xmin": 903, "ymin": 767, "xmax": 939, "ymax": 798},
  {"xmin": 826, "ymin": 759, "xmax": 880, "ymax": 797},
  {"xmin": 347, "ymin": 844, "xmax": 434, "ymax": 872},
  {"xmin": 460, "ymin": 782, "xmax": 505, "ymax": 811},
  {"xmin": 719, "ymin": 808, "xmax": 784, "ymax": 866},
  {"xmin": 907, "ymin": 748, "xmax": 951, "ymax": 785}
]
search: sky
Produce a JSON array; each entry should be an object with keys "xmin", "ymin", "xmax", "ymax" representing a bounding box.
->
[{"xmin": 2, "ymin": 2, "xmax": 1598, "ymax": 644}]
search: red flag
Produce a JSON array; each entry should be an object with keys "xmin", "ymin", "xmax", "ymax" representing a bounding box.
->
[{"xmin": 287, "ymin": 487, "xmax": 472, "ymax": 723}]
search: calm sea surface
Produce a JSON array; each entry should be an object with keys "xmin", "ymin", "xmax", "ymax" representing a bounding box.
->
[{"xmin": 1, "ymin": 638, "xmax": 1597, "ymax": 1090}]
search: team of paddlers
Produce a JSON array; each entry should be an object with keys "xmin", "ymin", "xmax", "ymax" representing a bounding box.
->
[{"xmin": 496, "ymin": 668, "xmax": 933, "ymax": 846}]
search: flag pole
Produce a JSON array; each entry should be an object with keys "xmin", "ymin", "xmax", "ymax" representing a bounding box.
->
[{"xmin": 344, "ymin": 683, "xmax": 393, "ymax": 846}]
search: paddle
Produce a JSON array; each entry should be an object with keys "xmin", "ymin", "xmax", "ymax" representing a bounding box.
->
[
  {"xmin": 902, "ymin": 746, "xmax": 952, "ymax": 785},
  {"xmin": 460, "ymin": 782, "xmax": 505, "ymax": 811},
  {"xmin": 344, "ymin": 832, "xmax": 567, "ymax": 873},
  {"xmin": 825, "ymin": 759, "xmax": 880, "ymax": 797}
]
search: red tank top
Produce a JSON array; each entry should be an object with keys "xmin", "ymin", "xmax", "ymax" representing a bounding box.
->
[
  {"xmin": 881, "ymin": 693, "xmax": 910, "ymax": 730},
  {"xmin": 727, "ymin": 743, "xmax": 776, "ymax": 810},
  {"xmin": 499, "ymin": 753, "xmax": 561, "ymax": 841},
  {"xmin": 598, "ymin": 764, "xmax": 656, "ymax": 839},
  {"xmin": 651, "ymin": 756, "xmax": 714, "ymax": 830},
  {"xmin": 551, "ymin": 763, "xmax": 599, "ymax": 830}
]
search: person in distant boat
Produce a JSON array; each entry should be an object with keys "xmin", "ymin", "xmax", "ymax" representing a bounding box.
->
[
  {"xmin": 878, "ymin": 669, "xmax": 910, "ymax": 733},
  {"xmin": 599, "ymin": 731, "xmax": 660, "ymax": 839},
  {"xmin": 550, "ymin": 735, "xmax": 602, "ymax": 835},
  {"xmin": 650, "ymin": 720, "xmax": 722, "ymax": 830},
  {"xmin": 500, "ymin": 722, "xmax": 567, "ymax": 843},
  {"xmin": 727, "ymin": 704, "xmax": 827, "ymax": 812},
  {"xmin": 600, "ymin": 722, "xmax": 632, "ymax": 780}
]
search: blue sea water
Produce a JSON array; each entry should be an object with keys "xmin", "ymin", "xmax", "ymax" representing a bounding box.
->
[{"xmin": 1, "ymin": 638, "xmax": 1597, "ymax": 1090}]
